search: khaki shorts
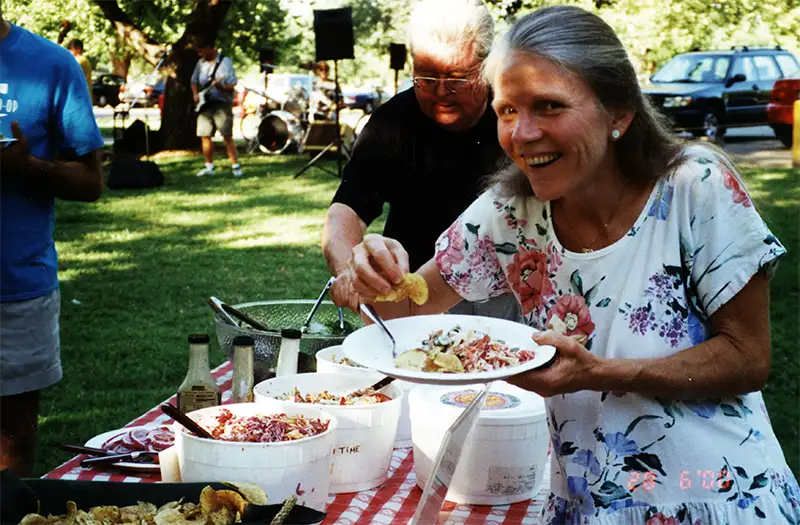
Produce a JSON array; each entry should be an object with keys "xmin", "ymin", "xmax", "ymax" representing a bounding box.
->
[
  {"xmin": 197, "ymin": 101, "xmax": 234, "ymax": 137},
  {"xmin": 0, "ymin": 289, "xmax": 62, "ymax": 396}
]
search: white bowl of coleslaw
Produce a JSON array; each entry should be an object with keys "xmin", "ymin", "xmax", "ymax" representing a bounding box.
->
[
  {"xmin": 175, "ymin": 402, "xmax": 336, "ymax": 511},
  {"xmin": 316, "ymin": 345, "xmax": 414, "ymax": 448},
  {"xmin": 254, "ymin": 372, "xmax": 403, "ymax": 493}
]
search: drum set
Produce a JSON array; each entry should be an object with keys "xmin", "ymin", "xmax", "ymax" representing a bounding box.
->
[{"xmin": 240, "ymin": 80, "xmax": 356, "ymax": 157}]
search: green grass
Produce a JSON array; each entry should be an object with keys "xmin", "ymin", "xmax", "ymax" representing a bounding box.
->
[{"xmin": 33, "ymin": 155, "xmax": 798, "ymax": 478}]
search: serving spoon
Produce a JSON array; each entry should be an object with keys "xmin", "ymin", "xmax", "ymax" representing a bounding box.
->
[{"xmin": 160, "ymin": 403, "xmax": 215, "ymax": 440}]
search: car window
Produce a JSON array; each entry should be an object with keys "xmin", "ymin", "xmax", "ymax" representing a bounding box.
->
[
  {"xmin": 775, "ymin": 54, "xmax": 799, "ymax": 77},
  {"xmin": 752, "ymin": 55, "xmax": 781, "ymax": 81},
  {"xmin": 651, "ymin": 55, "xmax": 728, "ymax": 83},
  {"xmin": 729, "ymin": 56, "xmax": 757, "ymax": 82}
]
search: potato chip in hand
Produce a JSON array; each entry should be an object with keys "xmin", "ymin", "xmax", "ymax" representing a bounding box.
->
[{"xmin": 376, "ymin": 273, "xmax": 429, "ymax": 305}]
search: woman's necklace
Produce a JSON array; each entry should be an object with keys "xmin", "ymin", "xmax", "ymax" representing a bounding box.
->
[{"xmin": 560, "ymin": 183, "xmax": 628, "ymax": 253}]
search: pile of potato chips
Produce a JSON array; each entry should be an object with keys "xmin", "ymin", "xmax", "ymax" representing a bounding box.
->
[
  {"xmin": 375, "ymin": 273, "xmax": 428, "ymax": 305},
  {"xmin": 19, "ymin": 484, "xmax": 266, "ymax": 525}
]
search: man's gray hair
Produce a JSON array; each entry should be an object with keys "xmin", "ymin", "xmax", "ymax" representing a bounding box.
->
[
  {"xmin": 482, "ymin": 6, "xmax": 683, "ymax": 196},
  {"xmin": 408, "ymin": 0, "xmax": 494, "ymax": 64}
]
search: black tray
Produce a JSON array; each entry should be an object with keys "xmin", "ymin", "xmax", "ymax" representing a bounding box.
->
[{"xmin": 0, "ymin": 469, "xmax": 325, "ymax": 525}]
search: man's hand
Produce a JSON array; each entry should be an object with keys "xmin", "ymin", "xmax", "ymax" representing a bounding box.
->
[
  {"xmin": 0, "ymin": 121, "xmax": 32, "ymax": 176},
  {"xmin": 349, "ymin": 234, "xmax": 410, "ymax": 302},
  {"xmin": 329, "ymin": 270, "xmax": 361, "ymax": 313}
]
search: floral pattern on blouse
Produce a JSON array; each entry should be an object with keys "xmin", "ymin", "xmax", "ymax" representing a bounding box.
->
[{"xmin": 434, "ymin": 145, "xmax": 796, "ymax": 524}]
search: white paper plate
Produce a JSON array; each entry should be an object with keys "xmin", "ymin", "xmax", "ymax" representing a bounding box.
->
[
  {"xmin": 84, "ymin": 425, "xmax": 169, "ymax": 472},
  {"xmin": 342, "ymin": 314, "xmax": 556, "ymax": 385}
]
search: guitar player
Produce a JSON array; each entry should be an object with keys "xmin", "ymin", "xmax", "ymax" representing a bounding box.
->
[{"xmin": 191, "ymin": 37, "xmax": 242, "ymax": 177}]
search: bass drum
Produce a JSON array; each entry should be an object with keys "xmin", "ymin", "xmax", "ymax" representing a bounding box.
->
[{"xmin": 257, "ymin": 111, "xmax": 305, "ymax": 155}]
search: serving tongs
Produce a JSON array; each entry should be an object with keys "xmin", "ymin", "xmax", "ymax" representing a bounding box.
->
[
  {"xmin": 207, "ymin": 296, "xmax": 271, "ymax": 332},
  {"xmin": 300, "ymin": 276, "xmax": 336, "ymax": 333},
  {"xmin": 160, "ymin": 403, "xmax": 215, "ymax": 440}
]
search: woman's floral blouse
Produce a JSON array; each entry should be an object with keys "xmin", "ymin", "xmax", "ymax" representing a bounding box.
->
[{"xmin": 435, "ymin": 146, "xmax": 798, "ymax": 524}]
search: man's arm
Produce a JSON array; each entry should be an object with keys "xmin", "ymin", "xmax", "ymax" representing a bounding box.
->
[
  {"xmin": 1, "ymin": 121, "xmax": 102, "ymax": 202},
  {"xmin": 322, "ymin": 203, "xmax": 368, "ymax": 311},
  {"xmin": 322, "ymin": 203, "xmax": 368, "ymax": 276}
]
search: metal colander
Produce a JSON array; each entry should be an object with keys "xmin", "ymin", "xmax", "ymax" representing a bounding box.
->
[{"xmin": 213, "ymin": 300, "xmax": 363, "ymax": 382}]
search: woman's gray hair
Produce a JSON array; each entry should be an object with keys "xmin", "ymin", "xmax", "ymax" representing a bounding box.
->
[
  {"xmin": 482, "ymin": 6, "xmax": 683, "ymax": 197},
  {"xmin": 408, "ymin": 0, "xmax": 494, "ymax": 65}
]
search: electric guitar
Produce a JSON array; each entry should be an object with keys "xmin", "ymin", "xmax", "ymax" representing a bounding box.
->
[
  {"xmin": 195, "ymin": 54, "xmax": 224, "ymax": 113},
  {"xmin": 195, "ymin": 84, "xmax": 217, "ymax": 113}
]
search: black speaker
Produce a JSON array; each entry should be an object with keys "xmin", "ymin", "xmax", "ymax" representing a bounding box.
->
[
  {"xmin": 259, "ymin": 48, "xmax": 277, "ymax": 73},
  {"xmin": 389, "ymin": 43, "xmax": 407, "ymax": 71},
  {"xmin": 304, "ymin": 122, "xmax": 342, "ymax": 151},
  {"xmin": 313, "ymin": 7, "xmax": 354, "ymax": 61}
]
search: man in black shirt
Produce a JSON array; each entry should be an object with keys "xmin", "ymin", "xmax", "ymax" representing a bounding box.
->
[{"xmin": 322, "ymin": 0, "xmax": 519, "ymax": 321}]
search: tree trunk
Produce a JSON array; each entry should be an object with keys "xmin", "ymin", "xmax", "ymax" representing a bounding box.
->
[
  {"xmin": 91, "ymin": 0, "xmax": 235, "ymax": 150},
  {"xmin": 161, "ymin": 45, "xmax": 201, "ymax": 151}
]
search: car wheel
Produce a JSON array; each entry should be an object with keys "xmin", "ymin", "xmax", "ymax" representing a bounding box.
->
[
  {"xmin": 97, "ymin": 94, "xmax": 107, "ymax": 107},
  {"xmin": 692, "ymin": 110, "xmax": 725, "ymax": 140},
  {"xmin": 771, "ymin": 124, "xmax": 793, "ymax": 148}
]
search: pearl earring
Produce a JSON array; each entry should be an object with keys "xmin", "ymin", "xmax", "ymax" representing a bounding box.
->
[{"xmin": 611, "ymin": 129, "xmax": 621, "ymax": 140}]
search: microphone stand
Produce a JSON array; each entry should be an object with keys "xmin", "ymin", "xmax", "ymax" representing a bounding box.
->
[
  {"xmin": 334, "ymin": 59, "xmax": 342, "ymax": 180},
  {"xmin": 293, "ymin": 58, "xmax": 345, "ymax": 179}
]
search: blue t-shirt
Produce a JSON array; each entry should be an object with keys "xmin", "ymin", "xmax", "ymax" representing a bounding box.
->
[{"xmin": 0, "ymin": 24, "xmax": 104, "ymax": 301}]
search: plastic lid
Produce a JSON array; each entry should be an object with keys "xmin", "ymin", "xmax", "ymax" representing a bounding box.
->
[
  {"xmin": 410, "ymin": 381, "xmax": 546, "ymax": 427},
  {"xmin": 281, "ymin": 328, "xmax": 302, "ymax": 339},
  {"xmin": 188, "ymin": 334, "xmax": 210, "ymax": 344},
  {"xmin": 232, "ymin": 335, "xmax": 255, "ymax": 347}
]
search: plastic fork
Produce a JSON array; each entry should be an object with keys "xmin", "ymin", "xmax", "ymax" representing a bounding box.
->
[{"xmin": 360, "ymin": 303, "xmax": 397, "ymax": 357}]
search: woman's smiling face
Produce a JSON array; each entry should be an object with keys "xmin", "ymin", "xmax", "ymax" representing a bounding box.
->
[{"xmin": 492, "ymin": 52, "xmax": 619, "ymax": 201}]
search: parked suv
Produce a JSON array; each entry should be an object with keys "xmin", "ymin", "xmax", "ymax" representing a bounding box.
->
[
  {"xmin": 91, "ymin": 73, "xmax": 125, "ymax": 107},
  {"xmin": 644, "ymin": 46, "xmax": 799, "ymax": 140}
]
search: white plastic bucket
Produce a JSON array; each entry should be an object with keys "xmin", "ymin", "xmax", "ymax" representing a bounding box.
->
[
  {"xmin": 409, "ymin": 382, "xmax": 549, "ymax": 505},
  {"xmin": 254, "ymin": 372, "xmax": 402, "ymax": 493},
  {"xmin": 316, "ymin": 345, "xmax": 414, "ymax": 448},
  {"xmin": 175, "ymin": 403, "xmax": 335, "ymax": 511}
]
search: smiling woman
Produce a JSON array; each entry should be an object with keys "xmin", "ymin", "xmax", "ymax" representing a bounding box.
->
[{"xmin": 346, "ymin": 5, "xmax": 800, "ymax": 525}]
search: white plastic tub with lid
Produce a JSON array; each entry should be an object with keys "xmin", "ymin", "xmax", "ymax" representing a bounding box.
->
[
  {"xmin": 175, "ymin": 403, "xmax": 335, "ymax": 511},
  {"xmin": 316, "ymin": 345, "xmax": 414, "ymax": 448},
  {"xmin": 254, "ymin": 372, "xmax": 403, "ymax": 493},
  {"xmin": 409, "ymin": 381, "xmax": 548, "ymax": 505}
]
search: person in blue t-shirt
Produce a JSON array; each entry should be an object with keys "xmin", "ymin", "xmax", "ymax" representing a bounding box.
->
[{"xmin": 0, "ymin": 14, "xmax": 104, "ymax": 476}]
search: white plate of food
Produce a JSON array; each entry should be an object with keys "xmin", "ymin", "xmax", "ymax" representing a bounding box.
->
[
  {"xmin": 84, "ymin": 425, "xmax": 174, "ymax": 472},
  {"xmin": 342, "ymin": 314, "xmax": 557, "ymax": 385}
]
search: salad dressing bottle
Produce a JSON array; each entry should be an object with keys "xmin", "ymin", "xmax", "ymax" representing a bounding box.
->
[
  {"xmin": 231, "ymin": 335, "xmax": 255, "ymax": 403},
  {"xmin": 276, "ymin": 328, "xmax": 302, "ymax": 377},
  {"xmin": 177, "ymin": 334, "xmax": 220, "ymax": 413}
]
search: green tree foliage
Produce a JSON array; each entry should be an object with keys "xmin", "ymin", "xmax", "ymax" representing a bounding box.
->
[
  {"xmin": 6, "ymin": 0, "xmax": 799, "ymax": 146},
  {"xmin": 4, "ymin": 0, "xmax": 118, "ymax": 72},
  {"xmin": 485, "ymin": 0, "xmax": 800, "ymax": 75}
]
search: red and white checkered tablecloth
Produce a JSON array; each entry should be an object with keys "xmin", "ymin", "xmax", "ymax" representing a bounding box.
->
[{"xmin": 44, "ymin": 362, "xmax": 550, "ymax": 525}]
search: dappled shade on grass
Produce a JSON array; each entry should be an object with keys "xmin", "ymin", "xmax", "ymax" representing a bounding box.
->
[{"xmin": 35, "ymin": 154, "xmax": 797, "ymax": 478}]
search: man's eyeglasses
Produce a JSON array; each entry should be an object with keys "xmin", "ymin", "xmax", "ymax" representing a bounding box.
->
[{"xmin": 412, "ymin": 76, "xmax": 473, "ymax": 94}]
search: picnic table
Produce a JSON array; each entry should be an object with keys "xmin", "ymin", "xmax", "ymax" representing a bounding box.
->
[{"xmin": 44, "ymin": 362, "xmax": 551, "ymax": 524}]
